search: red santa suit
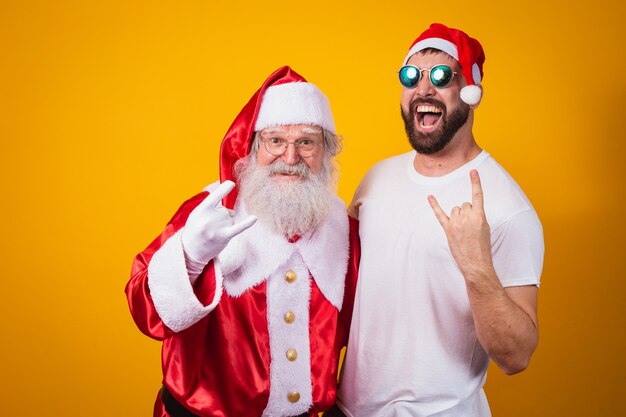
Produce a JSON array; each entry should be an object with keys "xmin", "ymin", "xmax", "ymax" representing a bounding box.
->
[
  {"xmin": 125, "ymin": 66, "xmax": 359, "ymax": 417},
  {"xmin": 126, "ymin": 186, "xmax": 359, "ymax": 417}
]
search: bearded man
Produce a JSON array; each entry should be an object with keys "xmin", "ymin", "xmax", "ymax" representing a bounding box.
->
[
  {"xmin": 331, "ymin": 24, "xmax": 544, "ymax": 417},
  {"xmin": 126, "ymin": 66, "xmax": 359, "ymax": 417}
]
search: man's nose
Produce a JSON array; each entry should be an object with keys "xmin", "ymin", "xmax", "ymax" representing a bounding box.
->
[
  {"xmin": 416, "ymin": 72, "xmax": 435, "ymax": 97},
  {"xmin": 282, "ymin": 142, "xmax": 301, "ymax": 164}
]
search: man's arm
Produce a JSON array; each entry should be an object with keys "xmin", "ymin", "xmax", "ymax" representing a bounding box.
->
[
  {"xmin": 428, "ymin": 169, "xmax": 539, "ymax": 375},
  {"xmin": 462, "ymin": 269, "xmax": 538, "ymax": 374}
]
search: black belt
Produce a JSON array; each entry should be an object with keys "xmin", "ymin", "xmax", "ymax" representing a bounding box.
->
[
  {"xmin": 322, "ymin": 404, "xmax": 348, "ymax": 417},
  {"xmin": 161, "ymin": 386, "xmax": 199, "ymax": 417},
  {"xmin": 160, "ymin": 386, "xmax": 315, "ymax": 417}
]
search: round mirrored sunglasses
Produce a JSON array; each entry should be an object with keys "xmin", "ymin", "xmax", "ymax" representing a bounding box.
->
[{"xmin": 398, "ymin": 65, "xmax": 457, "ymax": 89}]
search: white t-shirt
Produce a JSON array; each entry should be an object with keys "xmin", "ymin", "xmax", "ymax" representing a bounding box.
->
[{"xmin": 337, "ymin": 150, "xmax": 544, "ymax": 417}]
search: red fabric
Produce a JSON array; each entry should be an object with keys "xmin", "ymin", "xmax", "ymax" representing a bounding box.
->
[
  {"xmin": 219, "ymin": 66, "xmax": 307, "ymax": 209},
  {"xmin": 310, "ymin": 216, "xmax": 360, "ymax": 410},
  {"xmin": 161, "ymin": 282, "xmax": 271, "ymax": 416},
  {"xmin": 125, "ymin": 193, "xmax": 361, "ymax": 417}
]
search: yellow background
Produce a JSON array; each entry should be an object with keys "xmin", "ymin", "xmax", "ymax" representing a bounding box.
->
[{"xmin": 1, "ymin": 0, "xmax": 625, "ymax": 416}]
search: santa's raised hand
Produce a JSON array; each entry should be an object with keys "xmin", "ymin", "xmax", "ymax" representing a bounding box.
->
[
  {"xmin": 427, "ymin": 169, "xmax": 493, "ymax": 279},
  {"xmin": 182, "ymin": 180, "xmax": 257, "ymax": 265}
]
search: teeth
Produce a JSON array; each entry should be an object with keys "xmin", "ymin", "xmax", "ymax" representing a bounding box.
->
[{"xmin": 416, "ymin": 105, "xmax": 442, "ymax": 113}]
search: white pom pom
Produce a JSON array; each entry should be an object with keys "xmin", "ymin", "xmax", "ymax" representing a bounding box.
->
[{"xmin": 460, "ymin": 85, "xmax": 482, "ymax": 106}]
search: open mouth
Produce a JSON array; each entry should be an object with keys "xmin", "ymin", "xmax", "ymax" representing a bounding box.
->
[{"xmin": 416, "ymin": 105, "xmax": 443, "ymax": 129}]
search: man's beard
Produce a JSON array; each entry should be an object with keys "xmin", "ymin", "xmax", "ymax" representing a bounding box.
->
[
  {"xmin": 234, "ymin": 155, "xmax": 335, "ymax": 238},
  {"xmin": 401, "ymin": 98, "xmax": 470, "ymax": 155}
]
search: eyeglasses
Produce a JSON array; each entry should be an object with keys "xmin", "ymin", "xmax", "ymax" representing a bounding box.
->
[
  {"xmin": 259, "ymin": 135, "xmax": 322, "ymax": 158},
  {"xmin": 398, "ymin": 65, "xmax": 457, "ymax": 89}
]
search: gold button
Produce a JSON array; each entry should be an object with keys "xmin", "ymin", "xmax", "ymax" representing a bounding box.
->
[
  {"xmin": 287, "ymin": 391, "xmax": 300, "ymax": 403},
  {"xmin": 286, "ymin": 348, "xmax": 298, "ymax": 361},
  {"xmin": 285, "ymin": 270, "xmax": 297, "ymax": 283},
  {"xmin": 284, "ymin": 311, "xmax": 295, "ymax": 324}
]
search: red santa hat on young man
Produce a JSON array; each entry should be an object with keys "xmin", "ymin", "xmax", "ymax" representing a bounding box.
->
[
  {"xmin": 403, "ymin": 23, "xmax": 485, "ymax": 106},
  {"xmin": 219, "ymin": 66, "xmax": 335, "ymax": 209}
]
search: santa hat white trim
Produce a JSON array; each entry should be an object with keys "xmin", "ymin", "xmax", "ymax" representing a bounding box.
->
[
  {"xmin": 403, "ymin": 38, "xmax": 459, "ymax": 64},
  {"xmin": 254, "ymin": 82, "xmax": 336, "ymax": 134},
  {"xmin": 472, "ymin": 63, "xmax": 482, "ymax": 84}
]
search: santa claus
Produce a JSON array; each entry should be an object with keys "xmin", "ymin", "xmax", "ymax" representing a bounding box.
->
[{"xmin": 125, "ymin": 66, "xmax": 359, "ymax": 417}]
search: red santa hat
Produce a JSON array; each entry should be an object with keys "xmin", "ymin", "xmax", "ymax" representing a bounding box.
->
[
  {"xmin": 403, "ymin": 23, "xmax": 485, "ymax": 106},
  {"xmin": 219, "ymin": 66, "xmax": 335, "ymax": 209}
]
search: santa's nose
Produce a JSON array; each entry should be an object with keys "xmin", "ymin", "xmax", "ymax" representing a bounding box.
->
[{"xmin": 282, "ymin": 142, "xmax": 301, "ymax": 164}]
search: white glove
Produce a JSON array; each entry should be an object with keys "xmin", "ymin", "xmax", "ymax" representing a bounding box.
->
[{"xmin": 181, "ymin": 181, "xmax": 257, "ymax": 265}]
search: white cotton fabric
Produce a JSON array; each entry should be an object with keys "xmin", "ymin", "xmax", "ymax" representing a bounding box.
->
[{"xmin": 337, "ymin": 150, "xmax": 544, "ymax": 417}]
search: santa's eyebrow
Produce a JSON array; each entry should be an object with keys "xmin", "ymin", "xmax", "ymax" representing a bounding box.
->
[
  {"xmin": 300, "ymin": 126, "xmax": 323, "ymax": 135},
  {"xmin": 260, "ymin": 127, "xmax": 283, "ymax": 134},
  {"xmin": 260, "ymin": 126, "xmax": 323, "ymax": 135}
]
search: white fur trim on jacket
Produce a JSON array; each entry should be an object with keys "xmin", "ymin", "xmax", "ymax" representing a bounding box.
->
[
  {"xmin": 147, "ymin": 230, "xmax": 224, "ymax": 332},
  {"xmin": 218, "ymin": 196, "xmax": 350, "ymax": 311},
  {"xmin": 262, "ymin": 256, "xmax": 313, "ymax": 416}
]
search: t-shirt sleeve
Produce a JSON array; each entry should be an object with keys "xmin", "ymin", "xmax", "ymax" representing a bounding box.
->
[{"xmin": 491, "ymin": 208, "xmax": 544, "ymax": 288}]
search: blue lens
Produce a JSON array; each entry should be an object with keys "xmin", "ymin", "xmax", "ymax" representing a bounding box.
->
[
  {"xmin": 430, "ymin": 65, "xmax": 454, "ymax": 88},
  {"xmin": 399, "ymin": 65, "xmax": 420, "ymax": 88}
]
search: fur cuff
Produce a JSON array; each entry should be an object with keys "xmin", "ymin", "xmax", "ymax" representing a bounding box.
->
[{"xmin": 147, "ymin": 231, "xmax": 223, "ymax": 332}]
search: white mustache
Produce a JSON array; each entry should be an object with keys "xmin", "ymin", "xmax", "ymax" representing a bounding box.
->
[
  {"xmin": 266, "ymin": 160, "xmax": 311, "ymax": 178},
  {"xmin": 236, "ymin": 155, "xmax": 333, "ymax": 237}
]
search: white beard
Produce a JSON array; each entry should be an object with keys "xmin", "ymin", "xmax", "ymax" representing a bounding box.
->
[{"xmin": 235, "ymin": 155, "xmax": 335, "ymax": 238}]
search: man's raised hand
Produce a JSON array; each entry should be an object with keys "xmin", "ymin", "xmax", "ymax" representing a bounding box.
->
[{"xmin": 427, "ymin": 169, "xmax": 492, "ymax": 278}]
